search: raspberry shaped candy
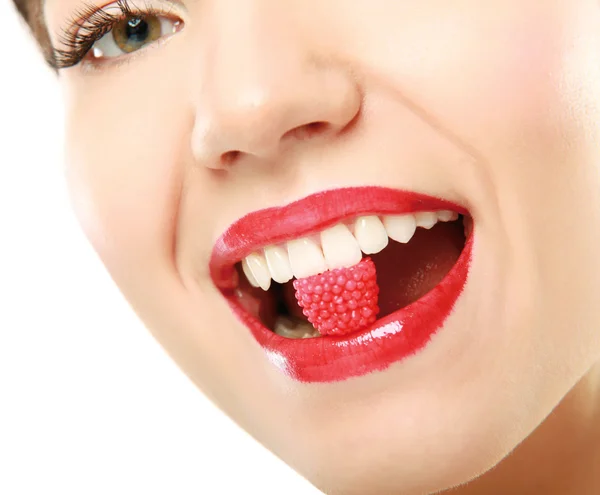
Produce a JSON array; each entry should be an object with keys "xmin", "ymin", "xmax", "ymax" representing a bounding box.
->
[{"xmin": 293, "ymin": 257, "xmax": 380, "ymax": 337}]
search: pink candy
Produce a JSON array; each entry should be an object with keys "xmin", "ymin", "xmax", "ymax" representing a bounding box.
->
[{"xmin": 293, "ymin": 258, "xmax": 380, "ymax": 336}]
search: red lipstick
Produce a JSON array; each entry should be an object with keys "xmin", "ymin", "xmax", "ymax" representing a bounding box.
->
[{"xmin": 210, "ymin": 186, "xmax": 473, "ymax": 383}]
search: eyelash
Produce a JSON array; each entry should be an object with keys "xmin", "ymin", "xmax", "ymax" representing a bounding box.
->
[{"xmin": 51, "ymin": 0, "xmax": 172, "ymax": 70}]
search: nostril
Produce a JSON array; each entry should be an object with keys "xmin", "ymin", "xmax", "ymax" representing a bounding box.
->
[
  {"xmin": 284, "ymin": 121, "xmax": 331, "ymax": 141},
  {"xmin": 217, "ymin": 122, "xmax": 331, "ymax": 166},
  {"xmin": 305, "ymin": 121, "xmax": 330, "ymax": 134},
  {"xmin": 221, "ymin": 150, "xmax": 241, "ymax": 165}
]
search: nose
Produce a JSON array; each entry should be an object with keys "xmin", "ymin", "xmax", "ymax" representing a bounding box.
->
[{"xmin": 190, "ymin": 3, "xmax": 361, "ymax": 168}]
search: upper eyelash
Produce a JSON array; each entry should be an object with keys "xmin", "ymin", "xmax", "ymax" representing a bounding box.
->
[{"xmin": 50, "ymin": 0, "xmax": 166, "ymax": 70}]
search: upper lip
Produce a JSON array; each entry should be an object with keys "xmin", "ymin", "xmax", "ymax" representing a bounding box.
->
[{"xmin": 210, "ymin": 186, "xmax": 469, "ymax": 289}]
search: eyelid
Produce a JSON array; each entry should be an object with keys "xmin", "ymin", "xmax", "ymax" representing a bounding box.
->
[
  {"xmin": 62, "ymin": 0, "xmax": 127, "ymax": 43},
  {"xmin": 66, "ymin": 0, "xmax": 184, "ymax": 34}
]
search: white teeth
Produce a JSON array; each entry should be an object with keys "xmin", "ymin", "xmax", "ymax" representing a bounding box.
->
[
  {"xmin": 437, "ymin": 210, "xmax": 459, "ymax": 222},
  {"xmin": 242, "ymin": 257, "xmax": 260, "ymax": 288},
  {"xmin": 354, "ymin": 215, "xmax": 389, "ymax": 255},
  {"xmin": 320, "ymin": 224, "xmax": 363, "ymax": 270},
  {"xmin": 243, "ymin": 252, "xmax": 271, "ymax": 291},
  {"xmin": 241, "ymin": 210, "xmax": 461, "ymax": 289},
  {"xmin": 287, "ymin": 237, "xmax": 328, "ymax": 279},
  {"xmin": 414, "ymin": 211, "xmax": 438, "ymax": 229},
  {"xmin": 264, "ymin": 245, "xmax": 294, "ymax": 284},
  {"xmin": 383, "ymin": 214, "xmax": 417, "ymax": 243}
]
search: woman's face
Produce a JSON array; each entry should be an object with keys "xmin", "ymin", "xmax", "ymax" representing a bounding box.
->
[{"xmin": 44, "ymin": 0, "xmax": 600, "ymax": 493}]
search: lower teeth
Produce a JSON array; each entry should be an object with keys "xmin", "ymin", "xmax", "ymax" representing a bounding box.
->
[{"xmin": 273, "ymin": 316, "xmax": 321, "ymax": 339}]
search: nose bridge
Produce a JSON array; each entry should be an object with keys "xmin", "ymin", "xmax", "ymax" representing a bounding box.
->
[
  {"xmin": 213, "ymin": 10, "xmax": 302, "ymax": 147},
  {"xmin": 191, "ymin": 1, "xmax": 360, "ymax": 166},
  {"xmin": 212, "ymin": 0, "xmax": 299, "ymax": 89}
]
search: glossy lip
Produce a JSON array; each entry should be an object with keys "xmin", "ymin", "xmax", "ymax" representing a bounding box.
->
[{"xmin": 210, "ymin": 186, "xmax": 473, "ymax": 383}]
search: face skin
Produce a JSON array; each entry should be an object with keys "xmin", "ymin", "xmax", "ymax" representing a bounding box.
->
[{"xmin": 39, "ymin": 0, "xmax": 600, "ymax": 493}]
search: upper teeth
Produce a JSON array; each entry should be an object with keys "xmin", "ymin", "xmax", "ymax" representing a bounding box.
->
[{"xmin": 241, "ymin": 211, "xmax": 458, "ymax": 290}]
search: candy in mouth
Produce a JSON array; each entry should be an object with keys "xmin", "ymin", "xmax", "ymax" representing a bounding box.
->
[
  {"xmin": 211, "ymin": 187, "xmax": 473, "ymax": 381},
  {"xmin": 293, "ymin": 258, "xmax": 379, "ymax": 336},
  {"xmin": 233, "ymin": 210, "xmax": 468, "ymax": 340}
]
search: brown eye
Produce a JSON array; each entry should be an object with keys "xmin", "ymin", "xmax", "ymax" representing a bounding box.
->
[
  {"xmin": 112, "ymin": 15, "xmax": 161, "ymax": 54},
  {"xmin": 90, "ymin": 13, "xmax": 181, "ymax": 60}
]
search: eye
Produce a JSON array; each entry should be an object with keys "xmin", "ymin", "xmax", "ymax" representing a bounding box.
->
[{"xmin": 90, "ymin": 14, "xmax": 181, "ymax": 60}]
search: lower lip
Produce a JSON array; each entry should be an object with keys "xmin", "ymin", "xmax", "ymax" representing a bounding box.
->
[{"xmin": 226, "ymin": 232, "xmax": 473, "ymax": 383}]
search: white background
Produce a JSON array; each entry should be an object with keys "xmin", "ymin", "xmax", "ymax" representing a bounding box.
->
[{"xmin": 0, "ymin": 3, "xmax": 320, "ymax": 494}]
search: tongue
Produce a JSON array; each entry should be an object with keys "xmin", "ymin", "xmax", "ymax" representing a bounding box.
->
[{"xmin": 283, "ymin": 220, "xmax": 464, "ymax": 321}]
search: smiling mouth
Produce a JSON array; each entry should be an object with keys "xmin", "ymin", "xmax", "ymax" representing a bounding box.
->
[
  {"xmin": 236, "ymin": 211, "xmax": 469, "ymax": 339},
  {"xmin": 210, "ymin": 187, "xmax": 474, "ymax": 383}
]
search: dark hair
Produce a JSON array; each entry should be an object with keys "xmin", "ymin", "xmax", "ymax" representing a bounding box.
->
[{"xmin": 13, "ymin": 0, "xmax": 53, "ymax": 64}]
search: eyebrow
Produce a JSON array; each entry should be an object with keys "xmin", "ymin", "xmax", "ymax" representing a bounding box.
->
[{"xmin": 14, "ymin": 0, "xmax": 54, "ymax": 64}]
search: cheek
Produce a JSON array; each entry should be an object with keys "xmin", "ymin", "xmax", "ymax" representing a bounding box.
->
[
  {"xmin": 63, "ymin": 63, "xmax": 189, "ymax": 287},
  {"xmin": 342, "ymin": 2, "xmax": 581, "ymax": 153}
]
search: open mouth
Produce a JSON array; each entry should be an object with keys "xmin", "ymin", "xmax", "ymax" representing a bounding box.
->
[
  {"xmin": 237, "ymin": 210, "xmax": 468, "ymax": 338},
  {"xmin": 210, "ymin": 187, "xmax": 473, "ymax": 383}
]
